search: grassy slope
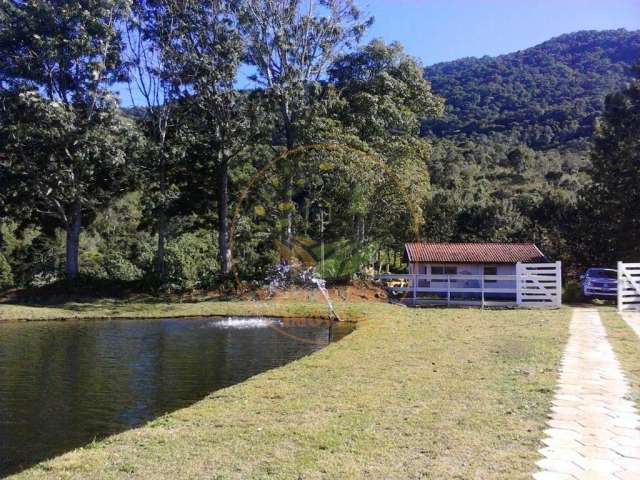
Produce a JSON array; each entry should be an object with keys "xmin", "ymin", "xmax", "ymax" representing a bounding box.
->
[
  {"xmin": 600, "ymin": 309, "xmax": 640, "ymax": 408},
  {"xmin": 0, "ymin": 300, "xmax": 361, "ymax": 322},
  {"xmin": 4, "ymin": 301, "xmax": 570, "ymax": 480}
]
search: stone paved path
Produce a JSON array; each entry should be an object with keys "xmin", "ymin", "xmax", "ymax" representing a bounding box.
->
[
  {"xmin": 620, "ymin": 312, "xmax": 640, "ymax": 340},
  {"xmin": 534, "ymin": 308, "xmax": 640, "ymax": 480}
]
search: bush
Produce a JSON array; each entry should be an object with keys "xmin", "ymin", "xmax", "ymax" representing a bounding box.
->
[
  {"xmin": 563, "ymin": 279, "xmax": 583, "ymax": 304},
  {"xmin": 80, "ymin": 248, "xmax": 144, "ymax": 283},
  {"xmin": 80, "ymin": 251, "xmax": 108, "ymax": 279},
  {"xmin": 313, "ymin": 240, "xmax": 376, "ymax": 281},
  {"xmin": 17, "ymin": 231, "xmax": 65, "ymax": 287},
  {"xmin": 0, "ymin": 253, "xmax": 14, "ymax": 291},
  {"xmin": 163, "ymin": 230, "xmax": 219, "ymax": 291},
  {"xmin": 103, "ymin": 252, "xmax": 143, "ymax": 282}
]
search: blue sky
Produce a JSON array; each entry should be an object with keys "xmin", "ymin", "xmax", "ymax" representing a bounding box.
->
[{"xmin": 362, "ymin": 0, "xmax": 639, "ymax": 65}]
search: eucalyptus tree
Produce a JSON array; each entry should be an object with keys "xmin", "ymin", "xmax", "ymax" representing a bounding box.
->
[
  {"xmin": 238, "ymin": 0, "xmax": 372, "ymax": 245},
  {"xmin": 125, "ymin": 0, "xmax": 185, "ymax": 276},
  {"xmin": 164, "ymin": 0, "xmax": 266, "ymax": 275},
  {"xmin": 0, "ymin": 0, "xmax": 136, "ymax": 280},
  {"xmin": 328, "ymin": 40, "xmax": 444, "ymax": 248}
]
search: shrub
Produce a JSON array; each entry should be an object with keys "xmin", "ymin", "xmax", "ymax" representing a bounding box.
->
[
  {"xmin": 563, "ymin": 279, "xmax": 583, "ymax": 304},
  {"xmin": 163, "ymin": 230, "xmax": 219, "ymax": 291},
  {"xmin": 0, "ymin": 253, "xmax": 14, "ymax": 291},
  {"xmin": 103, "ymin": 252, "xmax": 143, "ymax": 282},
  {"xmin": 80, "ymin": 251, "xmax": 108, "ymax": 279}
]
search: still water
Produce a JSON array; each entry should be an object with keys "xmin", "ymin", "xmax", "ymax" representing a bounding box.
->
[{"xmin": 0, "ymin": 316, "xmax": 352, "ymax": 476}]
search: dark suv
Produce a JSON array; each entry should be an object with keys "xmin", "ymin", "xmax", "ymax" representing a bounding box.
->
[{"xmin": 581, "ymin": 268, "xmax": 618, "ymax": 298}]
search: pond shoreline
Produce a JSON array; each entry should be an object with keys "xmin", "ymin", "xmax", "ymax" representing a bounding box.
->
[
  {"xmin": 0, "ymin": 300, "xmax": 368, "ymax": 324},
  {"xmin": 6, "ymin": 300, "xmax": 570, "ymax": 480},
  {"xmin": 0, "ymin": 311, "xmax": 354, "ymax": 324}
]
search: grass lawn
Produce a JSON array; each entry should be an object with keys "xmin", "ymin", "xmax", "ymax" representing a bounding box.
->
[
  {"xmin": 3, "ymin": 300, "xmax": 570, "ymax": 480},
  {"xmin": 0, "ymin": 299, "xmax": 346, "ymax": 322},
  {"xmin": 600, "ymin": 309, "xmax": 640, "ymax": 408}
]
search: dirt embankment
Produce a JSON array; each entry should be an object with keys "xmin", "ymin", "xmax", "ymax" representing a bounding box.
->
[
  {"xmin": 261, "ymin": 282, "xmax": 387, "ymax": 303},
  {"xmin": 0, "ymin": 281, "xmax": 387, "ymax": 306}
]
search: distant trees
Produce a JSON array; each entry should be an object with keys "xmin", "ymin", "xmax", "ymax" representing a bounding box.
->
[
  {"xmin": 419, "ymin": 31, "xmax": 639, "ymax": 270},
  {"xmin": 0, "ymin": 0, "xmax": 136, "ymax": 280},
  {"xmin": 424, "ymin": 29, "xmax": 640, "ymax": 149}
]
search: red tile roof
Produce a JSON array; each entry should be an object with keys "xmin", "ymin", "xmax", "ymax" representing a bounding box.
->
[{"xmin": 404, "ymin": 243, "xmax": 547, "ymax": 264}]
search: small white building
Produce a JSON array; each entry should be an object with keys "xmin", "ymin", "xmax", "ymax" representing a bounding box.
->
[{"xmin": 397, "ymin": 242, "xmax": 557, "ymax": 306}]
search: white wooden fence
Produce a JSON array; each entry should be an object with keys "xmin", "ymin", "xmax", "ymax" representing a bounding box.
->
[
  {"xmin": 618, "ymin": 262, "xmax": 640, "ymax": 311},
  {"xmin": 516, "ymin": 262, "xmax": 562, "ymax": 308},
  {"xmin": 379, "ymin": 261, "xmax": 562, "ymax": 308}
]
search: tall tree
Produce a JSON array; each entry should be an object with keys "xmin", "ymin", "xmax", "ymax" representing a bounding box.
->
[
  {"xmin": 125, "ymin": 0, "xmax": 184, "ymax": 276},
  {"xmin": 166, "ymin": 0, "xmax": 263, "ymax": 275},
  {"xmin": 578, "ymin": 66, "xmax": 640, "ymax": 264},
  {"xmin": 0, "ymin": 0, "xmax": 135, "ymax": 280},
  {"xmin": 330, "ymin": 40, "xmax": 444, "ymax": 141},
  {"xmin": 329, "ymin": 40, "xmax": 444, "ymax": 247},
  {"xmin": 239, "ymin": 0, "xmax": 372, "ymax": 245}
]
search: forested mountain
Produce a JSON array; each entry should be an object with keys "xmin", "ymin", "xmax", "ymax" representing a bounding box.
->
[
  {"xmin": 423, "ymin": 29, "xmax": 640, "ymax": 150},
  {"xmin": 419, "ymin": 30, "xmax": 640, "ymax": 268}
]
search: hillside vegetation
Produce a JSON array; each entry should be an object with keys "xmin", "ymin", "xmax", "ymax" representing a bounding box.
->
[
  {"xmin": 420, "ymin": 30, "xmax": 640, "ymax": 268},
  {"xmin": 424, "ymin": 29, "xmax": 640, "ymax": 149}
]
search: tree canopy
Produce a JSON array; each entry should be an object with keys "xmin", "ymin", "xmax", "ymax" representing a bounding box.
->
[{"xmin": 0, "ymin": 4, "xmax": 637, "ymax": 292}]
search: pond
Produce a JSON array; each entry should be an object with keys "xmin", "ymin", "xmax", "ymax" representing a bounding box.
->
[{"xmin": 0, "ymin": 316, "xmax": 353, "ymax": 476}]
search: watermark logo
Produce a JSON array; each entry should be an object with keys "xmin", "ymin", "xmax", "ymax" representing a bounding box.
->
[{"xmin": 227, "ymin": 142, "xmax": 424, "ymax": 342}]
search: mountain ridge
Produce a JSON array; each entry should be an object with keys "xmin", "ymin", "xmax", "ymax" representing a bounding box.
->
[{"xmin": 423, "ymin": 28, "xmax": 640, "ymax": 150}]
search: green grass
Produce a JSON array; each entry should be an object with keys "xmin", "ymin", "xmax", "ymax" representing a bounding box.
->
[
  {"xmin": 600, "ymin": 309, "xmax": 640, "ymax": 408},
  {"xmin": 0, "ymin": 299, "xmax": 358, "ymax": 323},
  {"xmin": 4, "ymin": 300, "xmax": 570, "ymax": 480}
]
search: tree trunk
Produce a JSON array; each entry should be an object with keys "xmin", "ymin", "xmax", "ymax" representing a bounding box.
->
[
  {"xmin": 154, "ymin": 148, "xmax": 168, "ymax": 276},
  {"xmin": 356, "ymin": 215, "xmax": 365, "ymax": 243},
  {"xmin": 154, "ymin": 212, "xmax": 167, "ymax": 276},
  {"xmin": 217, "ymin": 161, "xmax": 231, "ymax": 274},
  {"xmin": 284, "ymin": 110, "xmax": 295, "ymax": 250},
  {"xmin": 304, "ymin": 197, "xmax": 310, "ymax": 237},
  {"xmin": 65, "ymin": 199, "xmax": 81, "ymax": 280},
  {"xmin": 285, "ymin": 176, "xmax": 293, "ymax": 250}
]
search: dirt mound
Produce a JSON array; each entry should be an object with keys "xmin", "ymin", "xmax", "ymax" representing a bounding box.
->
[{"xmin": 265, "ymin": 282, "xmax": 387, "ymax": 303}]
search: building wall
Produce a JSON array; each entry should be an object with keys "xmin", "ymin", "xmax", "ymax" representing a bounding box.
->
[{"xmin": 407, "ymin": 262, "xmax": 517, "ymax": 290}]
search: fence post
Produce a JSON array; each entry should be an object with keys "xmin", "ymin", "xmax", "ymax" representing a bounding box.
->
[
  {"xmin": 556, "ymin": 261, "xmax": 562, "ymax": 307},
  {"xmin": 481, "ymin": 273, "xmax": 485, "ymax": 309},
  {"xmin": 447, "ymin": 275, "xmax": 451, "ymax": 306},
  {"xmin": 516, "ymin": 262, "xmax": 522, "ymax": 306},
  {"xmin": 412, "ymin": 274, "xmax": 417, "ymax": 306},
  {"xmin": 618, "ymin": 261, "xmax": 623, "ymax": 312}
]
